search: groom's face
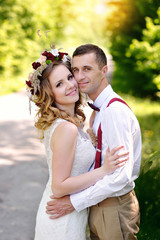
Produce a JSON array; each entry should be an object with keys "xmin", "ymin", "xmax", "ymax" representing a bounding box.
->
[{"xmin": 72, "ymin": 53, "xmax": 104, "ymax": 100}]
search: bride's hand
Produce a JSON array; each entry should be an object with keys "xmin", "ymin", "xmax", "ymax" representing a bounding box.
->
[{"xmin": 102, "ymin": 145, "xmax": 129, "ymax": 174}]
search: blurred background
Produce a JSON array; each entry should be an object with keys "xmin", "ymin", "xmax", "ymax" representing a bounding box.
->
[{"xmin": 0, "ymin": 0, "xmax": 160, "ymax": 239}]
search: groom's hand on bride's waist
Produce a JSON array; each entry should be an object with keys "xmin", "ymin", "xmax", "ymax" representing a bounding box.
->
[{"xmin": 46, "ymin": 195, "xmax": 74, "ymax": 219}]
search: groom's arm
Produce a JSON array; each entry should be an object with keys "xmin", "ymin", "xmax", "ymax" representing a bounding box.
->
[{"xmin": 46, "ymin": 195, "xmax": 74, "ymax": 219}]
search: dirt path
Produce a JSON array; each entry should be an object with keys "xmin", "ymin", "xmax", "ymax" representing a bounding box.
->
[{"xmin": 0, "ymin": 91, "xmax": 47, "ymax": 240}]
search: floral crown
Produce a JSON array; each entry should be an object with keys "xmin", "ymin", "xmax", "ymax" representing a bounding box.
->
[{"xmin": 26, "ymin": 43, "xmax": 69, "ymax": 105}]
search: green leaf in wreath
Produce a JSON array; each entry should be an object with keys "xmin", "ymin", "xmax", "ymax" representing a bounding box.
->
[{"xmin": 46, "ymin": 60, "xmax": 52, "ymax": 65}]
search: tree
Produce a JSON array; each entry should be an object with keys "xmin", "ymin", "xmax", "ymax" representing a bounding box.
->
[
  {"xmin": 104, "ymin": 0, "xmax": 160, "ymax": 98},
  {"xmin": 127, "ymin": 8, "xmax": 160, "ymax": 97},
  {"xmin": 0, "ymin": 0, "xmax": 38, "ymax": 85}
]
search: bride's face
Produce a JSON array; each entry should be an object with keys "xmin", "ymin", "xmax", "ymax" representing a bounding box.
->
[{"xmin": 49, "ymin": 64, "xmax": 79, "ymax": 109}]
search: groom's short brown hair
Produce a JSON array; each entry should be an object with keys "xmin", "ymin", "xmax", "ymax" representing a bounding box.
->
[{"xmin": 72, "ymin": 44, "xmax": 107, "ymax": 69}]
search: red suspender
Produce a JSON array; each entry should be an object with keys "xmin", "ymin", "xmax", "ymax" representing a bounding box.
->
[
  {"xmin": 94, "ymin": 124, "xmax": 103, "ymax": 169},
  {"xmin": 94, "ymin": 98, "xmax": 131, "ymax": 169}
]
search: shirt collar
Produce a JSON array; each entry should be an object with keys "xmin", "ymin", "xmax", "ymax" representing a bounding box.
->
[{"xmin": 94, "ymin": 84, "xmax": 113, "ymax": 108}]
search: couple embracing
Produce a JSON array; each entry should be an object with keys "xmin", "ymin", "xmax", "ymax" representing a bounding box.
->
[{"xmin": 26, "ymin": 43, "xmax": 141, "ymax": 240}]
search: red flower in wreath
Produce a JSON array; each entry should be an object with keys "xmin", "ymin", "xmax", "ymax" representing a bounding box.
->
[
  {"xmin": 42, "ymin": 51, "xmax": 55, "ymax": 61},
  {"xmin": 32, "ymin": 62, "xmax": 41, "ymax": 70},
  {"xmin": 58, "ymin": 52, "xmax": 68, "ymax": 60},
  {"xmin": 26, "ymin": 80, "xmax": 32, "ymax": 88}
]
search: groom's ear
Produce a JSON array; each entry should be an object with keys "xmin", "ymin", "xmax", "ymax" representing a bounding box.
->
[{"xmin": 102, "ymin": 65, "xmax": 108, "ymax": 76}]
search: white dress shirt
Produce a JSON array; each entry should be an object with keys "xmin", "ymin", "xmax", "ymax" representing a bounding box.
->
[{"xmin": 70, "ymin": 85, "xmax": 142, "ymax": 212}]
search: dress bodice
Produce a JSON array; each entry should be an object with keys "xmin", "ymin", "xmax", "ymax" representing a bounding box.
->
[{"xmin": 43, "ymin": 118, "xmax": 95, "ymax": 187}]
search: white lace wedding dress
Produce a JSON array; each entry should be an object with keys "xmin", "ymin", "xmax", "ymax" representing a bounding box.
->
[{"xmin": 34, "ymin": 119, "xmax": 96, "ymax": 240}]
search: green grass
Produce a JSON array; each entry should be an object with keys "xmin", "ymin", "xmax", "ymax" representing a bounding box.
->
[
  {"xmin": 119, "ymin": 93, "xmax": 160, "ymax": 240},
  {"xmin": 120, "ymin": 94, "xmax": 160, "ymax": 158}
]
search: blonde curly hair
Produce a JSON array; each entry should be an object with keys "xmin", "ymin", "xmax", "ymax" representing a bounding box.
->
[{"xmin": 34, "ymin": 61, "xmax": 86, "ymax": 138}]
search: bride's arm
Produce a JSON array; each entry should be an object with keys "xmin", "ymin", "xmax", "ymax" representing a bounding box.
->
[
  {"xmin": 51, "ymin": 121, "xmax": 128, "ymax": 198},
  {"xmin": 51, "ymin": 121, "xmax": 106, "ymax": 198}
]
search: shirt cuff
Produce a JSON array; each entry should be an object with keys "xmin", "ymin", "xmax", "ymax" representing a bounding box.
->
[{"xmin": 70, "ymin": 192, "xmax": 86, "ymax": 212}]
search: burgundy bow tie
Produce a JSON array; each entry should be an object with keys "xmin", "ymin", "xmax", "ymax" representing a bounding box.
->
[{"xmin": 87, "ymin": 102, "xmax": 100, "ymax": 111}]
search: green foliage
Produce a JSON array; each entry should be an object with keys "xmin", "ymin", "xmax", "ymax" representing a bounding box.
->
[
  {"xmin": 0, "ymin": 0, "xmax": 75, "ymax": 83},
  {"xmin": 105, "ymin": 0, "xmax": 143, "ymax": 59},
  {"xmin": 127, "ymin": 9, "xmax": 160, "ymax": 96},
  {"xmin": 105, "ymin": 0, "xmax": 160, "ymax": 98},
  {"xmin": 0, "ymin": 0, "xmax": 39, "ymax": 90}
]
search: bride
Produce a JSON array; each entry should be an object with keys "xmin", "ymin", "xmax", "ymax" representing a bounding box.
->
[{"xmin": 26, "ymin": 44, "xmax": 128, "ymax": 240}]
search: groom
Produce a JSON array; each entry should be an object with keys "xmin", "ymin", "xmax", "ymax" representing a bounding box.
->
[{"xmin": 46, "ymin": 44, "xmax": 141, "ymax": 240}]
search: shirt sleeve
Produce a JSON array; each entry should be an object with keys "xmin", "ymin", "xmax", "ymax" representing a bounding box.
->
[{"xmin": 70, "ymin": 105, "xmax": 137, "ymax": 212}]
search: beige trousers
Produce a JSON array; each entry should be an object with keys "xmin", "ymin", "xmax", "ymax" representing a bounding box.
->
[{"xmin": 89, "ymin": 190, "xmax": 140, "ymax": 240}]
